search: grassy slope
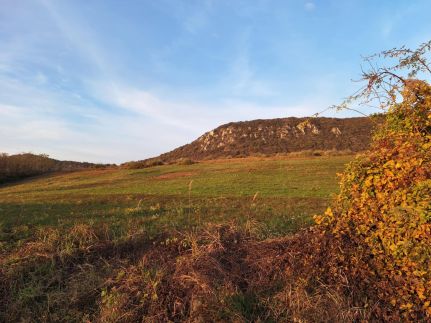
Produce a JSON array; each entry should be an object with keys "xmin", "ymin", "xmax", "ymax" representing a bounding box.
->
[{"xmin": 0, "ymin": 155, "xmax": 351, "ymax": 249}]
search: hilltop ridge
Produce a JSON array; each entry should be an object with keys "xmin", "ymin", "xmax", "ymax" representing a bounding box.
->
[{"xmin": 125, "ymin": 116, "xmax": 379, "ymax": 167}]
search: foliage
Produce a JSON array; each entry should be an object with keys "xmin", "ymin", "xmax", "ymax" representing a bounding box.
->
[
  {"xmin": 0, "ymin": 152, "xmax": 111, "ymax": 183},
  {"xmin": 332, "ymin": 40, "xmax": 431, "ymax": 113},
  {"xmin": 316, "ymin": 45, "xmax": 431, "ymax": 319},
  {"xmin": 176, "ymin": 157, "xmax": 196, "ymax": 165},
  {"xmin": 121, "ymin": 158, "xmax": 164, "ymax": 169},
  {"xmin": 0, "ymin": 153, "xmax": 56, "ymax": 183}
]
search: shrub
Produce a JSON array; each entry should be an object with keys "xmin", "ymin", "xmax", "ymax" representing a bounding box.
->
[
  {"xmin": 121, "ymin": 159, "xmax": 164, "ymax": 169},
  {"xmin": 176, "ymin": 158, "xmax": 196, "ymax": 165},
  {"xmin": 315, "ymin": 80, "xmax": 431, "ymax": 319}
]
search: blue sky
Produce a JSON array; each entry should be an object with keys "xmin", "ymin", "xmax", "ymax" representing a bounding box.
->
[{"xmin": 1, "ymin": 0, "xmax": 430, "ymax": 163}]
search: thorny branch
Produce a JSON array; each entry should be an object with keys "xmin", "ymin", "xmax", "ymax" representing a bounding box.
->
[{"xmin": 314, "ymin": 40, "xmax": 431, "ymax": 118}]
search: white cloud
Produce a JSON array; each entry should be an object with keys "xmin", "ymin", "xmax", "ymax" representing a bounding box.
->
[
  {"xmin": 305, "ymin": 2, "xmax": 316, "ymax": 11},
  {"xmin": 220, "ymin": 30, "xmax": 278, "ymax": 99},
  {"xmin": 35, "ymin": 72, "xmax": 48, "ymax": 85}
]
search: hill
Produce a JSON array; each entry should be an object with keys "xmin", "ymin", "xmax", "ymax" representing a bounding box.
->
[{"xmin": 125, "ymin": 116, "xmax": 378, "ymax": 167}]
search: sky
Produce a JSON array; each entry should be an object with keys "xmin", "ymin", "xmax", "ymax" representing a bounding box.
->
[{"xmin": 1, "ymin": 0, "xmax": 431, "ymax": 163}]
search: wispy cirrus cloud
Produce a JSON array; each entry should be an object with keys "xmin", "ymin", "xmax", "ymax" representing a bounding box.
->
[{"xmin": 0, "ymin": 0, "xmax": 321, "ymax": 163}]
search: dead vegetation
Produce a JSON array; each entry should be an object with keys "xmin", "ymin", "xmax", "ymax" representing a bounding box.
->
[{"xmin": 0, "ymin": 222, "xmax": 380, "ymax": 322}]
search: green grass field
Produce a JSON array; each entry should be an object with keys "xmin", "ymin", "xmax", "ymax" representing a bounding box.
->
[
  {"xmin": 0, "ymin": 155, "xmax": 353, "ymax": 321},
  {"xmin": 0, "ymin": 155, "xmax": 351, "ymax": 250}
]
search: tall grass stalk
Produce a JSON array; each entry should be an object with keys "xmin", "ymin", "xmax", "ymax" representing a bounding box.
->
[{"xmin": 188, "ymin": 180, "xmax": 194, "ymax": 227}]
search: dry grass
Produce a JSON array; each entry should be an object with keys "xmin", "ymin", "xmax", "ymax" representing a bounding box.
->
[
  {"xmin": 1, "ymin": 218, "xmax": 399, "ymax": 322},
  {"xmin": 96, "ymin": 224, "xmax": 379, "ymax": 322}
]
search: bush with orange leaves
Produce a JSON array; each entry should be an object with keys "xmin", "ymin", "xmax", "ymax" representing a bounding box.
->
[{"xmin": 315, "ymin": 79, "xmax": 431, "ymax": 320}]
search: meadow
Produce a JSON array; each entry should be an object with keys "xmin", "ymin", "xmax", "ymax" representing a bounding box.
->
[
  {"xmin": 0, "ymin": 155, "xmax": 352, "ymax": 321},
  {"xmin": 0, "ymin": 155, "xmax": 350, "ymax": 249}
]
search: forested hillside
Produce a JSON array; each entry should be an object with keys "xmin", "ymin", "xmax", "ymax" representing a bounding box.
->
[{"xmin": 0, "ymin": 153, "xmax": 113, "ymax": 183}]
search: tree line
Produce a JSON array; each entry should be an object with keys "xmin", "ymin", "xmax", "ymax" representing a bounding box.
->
[{"xmin": 0, "ymin": 152, "xmax": 115, "ymax": 184}]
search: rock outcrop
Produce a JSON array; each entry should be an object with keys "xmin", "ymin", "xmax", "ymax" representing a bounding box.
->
[{"xmin": 131, "ymin": 116, "xmax": 380, "ymax": 165}]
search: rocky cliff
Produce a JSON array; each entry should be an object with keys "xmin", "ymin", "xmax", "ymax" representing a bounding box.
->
[{"xmin": 126, "ymin": 116, "xmax": 379, "ymax": 167}]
